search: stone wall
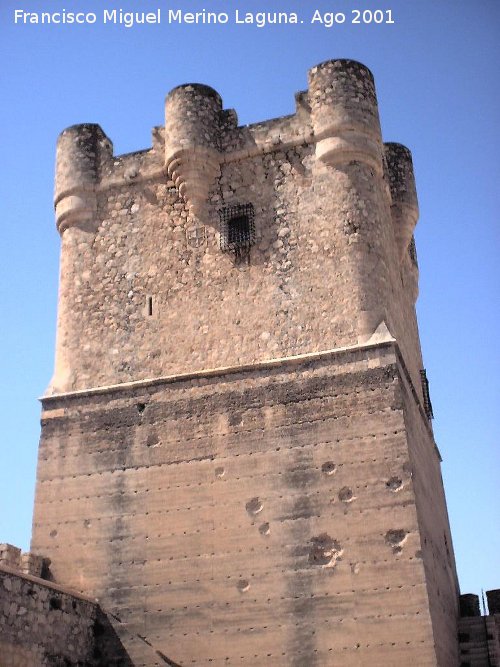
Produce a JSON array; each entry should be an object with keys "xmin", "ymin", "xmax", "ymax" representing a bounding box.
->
[
  {"xmin": 398, "ymin": 359, "xmax": 460, "ymax": 665},
  {"xmin": 28, "ymin": 59, "xmax": 462, "ymax": 666},
  {"xmin": 0, "ymin": 558, "xmax": 179, "ymax": 666},
  {"xmin": 32, "ymin": 341, "xmax": 456, "ymax": 666},
  {"xmin": 457, "ymin": 591, "xmax": 500, "ymax": 666},
  {"xmin": 49, "ymin": 60, "xmax": 424, "ymax": 404},
  {"xmin": 459, "ymin": 615, "xmax": 500, "ymax": 666},
  {"xmin": 0, "ymin": 564, "xmax": 98, "ymax": 666}
]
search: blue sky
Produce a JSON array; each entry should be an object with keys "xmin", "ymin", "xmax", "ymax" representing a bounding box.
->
[{"xmin": 0, "ymin": 0, "xmax": 498, "ymax": 602}]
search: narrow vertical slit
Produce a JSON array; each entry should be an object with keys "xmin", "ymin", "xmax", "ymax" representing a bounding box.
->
[{"xmin": 147, "ymin": 296, "xmax": 153, "ymax": 317}]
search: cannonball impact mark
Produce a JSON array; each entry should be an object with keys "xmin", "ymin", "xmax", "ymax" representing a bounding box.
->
[
  {"xmin": 146, "ymin": 433, "xmax": 160, "ymax": 448},
  {"xmin": 309, "ymin": 533, "xmax": 343, "ymax": 567},
  {"xmin": 321, "ymin": 461, "xmax": 337, "ymax": 475},
  {"xmin": 246, "ymin": 497, "xmax": 263, "ymax": 515},
  {"xmin": 237, "ymin": 579, "xmax": 250, "ymax": 593},
  {"xmin": 215, "ymin": 467, "xmax": 225, "ymax": 479},
  {"xmin": 385, "ymin": 529, "xmax": 408, "ymax": 553},
  {"xmin": 386, "ymin": 476, "xmax": 403, "ymax": 492},
  {"xmin": 259, "ymin": 522, "xmax": 270, "ymax": 536},
  {"xmin": 338, "ymin": 486, "xmax": 355, "ymax": 503}
]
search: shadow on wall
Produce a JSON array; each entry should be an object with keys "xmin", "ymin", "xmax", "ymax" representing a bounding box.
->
[{"xmin": 94, "ymin": 608, "xmax": 182, "ymax": 667}]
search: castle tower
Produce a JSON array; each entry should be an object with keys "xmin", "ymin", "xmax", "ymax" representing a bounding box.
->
[{"xmin": 32, "ymin": 60, "xmax": 460, "ymax": 666}]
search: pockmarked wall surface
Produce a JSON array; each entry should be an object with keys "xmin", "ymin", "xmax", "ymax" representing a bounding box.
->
[
  {"xmin": 30, "ymin": 60, "xmax": 461, "ymax": 666},
  {"xmin": 33, "ymin": 345, "xmax": 458, "ymax": 666}
]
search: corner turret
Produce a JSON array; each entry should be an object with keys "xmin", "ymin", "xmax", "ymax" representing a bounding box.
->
[
  {"xmin": 308, "ymin": 59, "xmax": 382, "ymax": 172},
  {"xmin": 384, "ymin": 142, "xmax": 419, "ymax": 261},
  {"xmin": 54, "ymin": 124, "xmax": 112, "ymax": 234}
]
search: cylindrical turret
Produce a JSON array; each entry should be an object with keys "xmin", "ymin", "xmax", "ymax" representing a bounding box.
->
[
  {"xmin": 487, "ymin": 589, "xmax": 500, "ymax": 615},
  {"xmin": 51, "ymin": 124, "xmax": 112, "ymax": 392},
  {"xmin": 54, "ymin": 124, "xmax": 112, "ymax": 234},
  {"xmin": 307, "ymin": 60, "xmax": 391, "ymax": 342},
  {"xmin": 459, "ymin": 594, "xmax": 481, "ymax": 617},
  {"xmin": 385, "ymin": 143, "xmax": 419, "ymax": 261},
  {"xmin": 164, "ymin": 84, "xmax": 222, "ymax": 217},
  {"xmin": 308, "ymin": 60, "xmax": 383, "ymax": 173}
]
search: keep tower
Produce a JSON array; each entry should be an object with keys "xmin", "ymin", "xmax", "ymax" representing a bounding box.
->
[{"xmin": 32, "ymin": 60, "xmax": 460, "ymax": 666}]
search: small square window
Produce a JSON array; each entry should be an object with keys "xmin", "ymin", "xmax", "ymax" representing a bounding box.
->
[{"xmin": 219, "ymin": 203, "xmax": 256, "ymax": 256}]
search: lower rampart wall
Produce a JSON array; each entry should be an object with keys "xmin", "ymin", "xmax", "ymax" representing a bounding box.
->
[
  {"xmin": 0, "ymin": 565, "xmax": 98, "ymax": 666},
  {"xmin": 458, "ymin": 609, "xmax": 500, "ymax": 666}
]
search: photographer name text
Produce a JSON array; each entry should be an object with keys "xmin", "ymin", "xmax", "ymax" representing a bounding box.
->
[{"xmin": 13, "ymin": 8, "xmax": 396, "ymax": 29}]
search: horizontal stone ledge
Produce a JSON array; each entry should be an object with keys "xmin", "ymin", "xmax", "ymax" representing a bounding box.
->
[{"xmin": 41, "ymin": 339, "xmax": 398, "ymax": 405}]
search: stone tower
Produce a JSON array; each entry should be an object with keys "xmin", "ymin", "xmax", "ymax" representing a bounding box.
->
[{"xmin": 31, "ymin": 60, "xmax": 460, "ymax": 665}]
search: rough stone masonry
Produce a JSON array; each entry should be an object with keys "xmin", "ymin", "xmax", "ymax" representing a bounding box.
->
[{"xmin": 7, "ymin": 59, "xmax": 469, "ymax": 665}]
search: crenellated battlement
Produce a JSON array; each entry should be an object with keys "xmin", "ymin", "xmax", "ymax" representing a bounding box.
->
[
  {"xmin": 56, "ymin": 60, "xmax": 414, "ymax": 229},
  {"xmin": 50, "ymin": 59, "xmax": 424, "ymax": 399},
  {"xmin": 0, "ymin": 543, "xmax": 50, "ymax": 579}
]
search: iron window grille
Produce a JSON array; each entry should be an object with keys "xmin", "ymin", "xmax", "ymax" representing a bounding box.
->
[
  {"xmin": 420, "ymin": 369, "xmax": 434, "ymax": 420},
  {"xmin": 219, "ymin": 204, "xmax": 256, "ymax": 258},
  {"xmin": 408, "ymin": 236, "xmax": 418, "ymax": 267}
]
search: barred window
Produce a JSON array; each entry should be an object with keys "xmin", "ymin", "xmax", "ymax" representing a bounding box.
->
[
  {"xmin": 420, "ymin": 369, "xmax": 434, "ymax": 419},
  {"xmin": 219, "ymin": 204, "xmax": 256, "ymax": 258},
  {"xmin": 408, "ymin": 236, "xmax": 418, "ymax": 267}
]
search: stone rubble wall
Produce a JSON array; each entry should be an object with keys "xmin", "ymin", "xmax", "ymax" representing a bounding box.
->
[
  {"xmin": 0, "ymin": 558, "xmax": 168, "ymax": 666},
  {"xmin": 49, "ymin": 59, "xmax": 424, "ymax": 400},
  {"xmin": 0, "ymin": 564, "xmax": 98, "ymax": 666}
]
